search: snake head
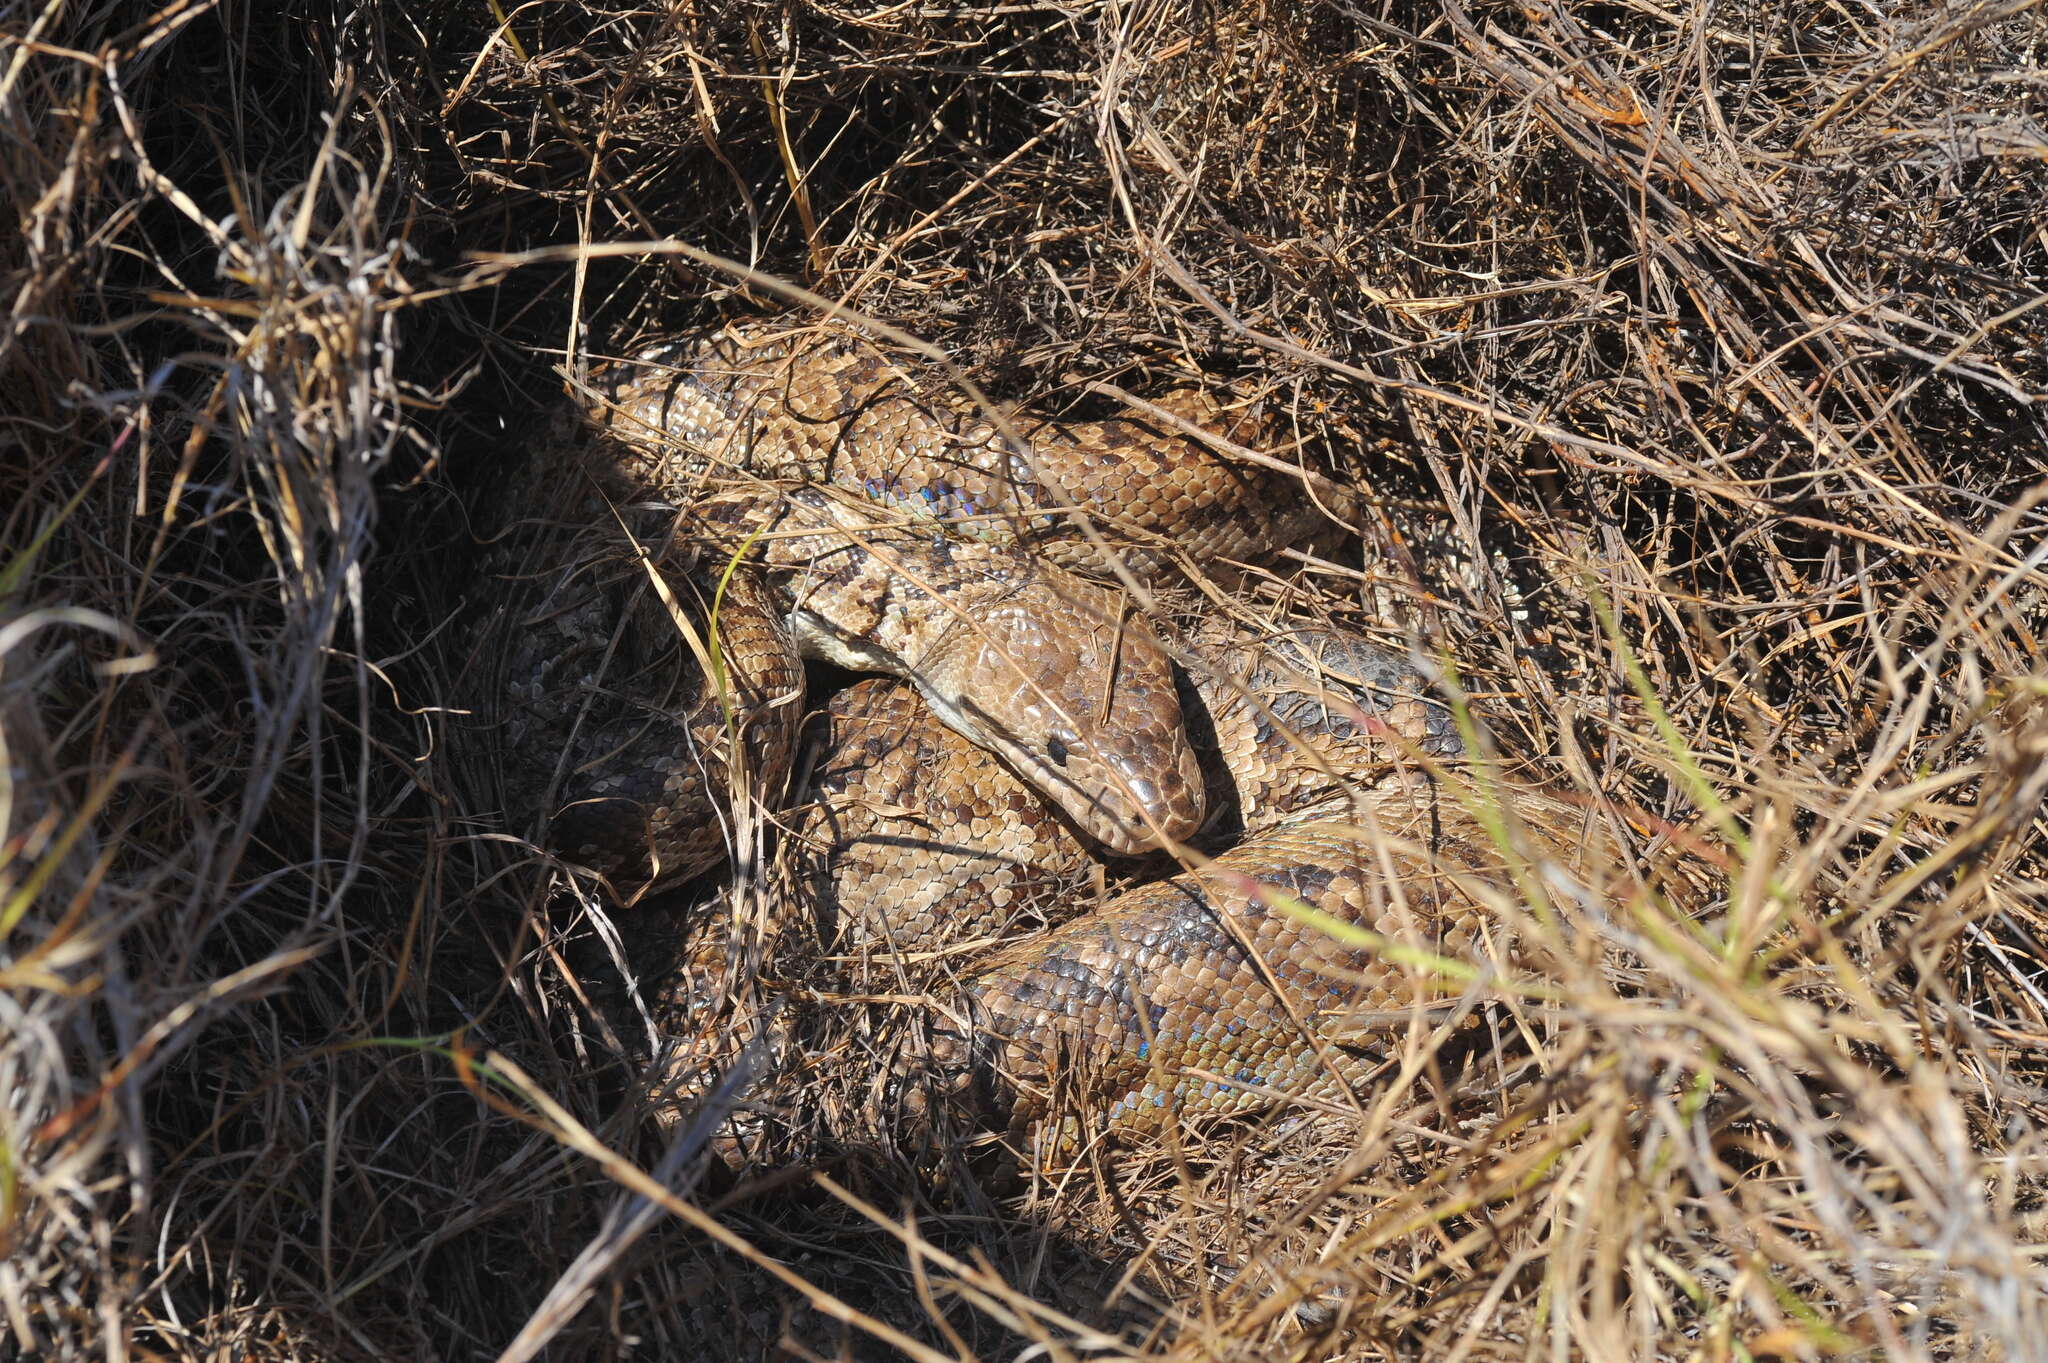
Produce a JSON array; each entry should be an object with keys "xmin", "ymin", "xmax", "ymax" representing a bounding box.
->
[{"xmin": 911, "ymin": 594, "xmax": 1205, "ymax": 855}]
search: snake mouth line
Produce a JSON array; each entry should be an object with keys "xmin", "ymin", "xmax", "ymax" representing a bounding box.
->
[
  {"xmin": 785, "ymin": 604, "xmax": 1204, "ymax": 854},
  {"xmin": 919, "ymin": 689, "xmax": 1199, "ymax": 855}
]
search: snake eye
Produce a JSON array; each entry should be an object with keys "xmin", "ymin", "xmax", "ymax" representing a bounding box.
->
[{"xmin": 1045, "ymin": 733, "xmax": 1072, "ymax": 767}]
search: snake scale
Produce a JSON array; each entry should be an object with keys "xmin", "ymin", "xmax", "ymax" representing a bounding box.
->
[{"xmin": 470, "ymin": 318, "xmax": 1537, "ymax": 1143}]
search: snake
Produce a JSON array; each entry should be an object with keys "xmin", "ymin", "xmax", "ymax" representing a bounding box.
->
[{"xmin": 467, "ymin": 317, "xmax": 1528, "ymax": 1143}]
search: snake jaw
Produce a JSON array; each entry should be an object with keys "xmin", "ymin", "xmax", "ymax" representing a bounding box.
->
[
  {"xmin": 901, "ymin": 607, "xmax": 1206, "ymax": 855},
  {"xmin": 914, "ymin": 681, "xmax": 1200, "ymax": 856}
]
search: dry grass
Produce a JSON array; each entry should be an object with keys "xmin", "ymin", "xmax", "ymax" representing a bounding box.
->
[{"xmin": 4, "ymin": 1, "xmax": 2046, "ymax": 1359}]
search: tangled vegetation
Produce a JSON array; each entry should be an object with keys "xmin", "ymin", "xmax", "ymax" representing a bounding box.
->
[{"xmin": 5, "ymin": 1, "xmax": 2045, "ymax": 1358}]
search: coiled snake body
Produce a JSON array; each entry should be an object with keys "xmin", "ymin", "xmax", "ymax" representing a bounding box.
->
[{"xmin": 471, "ymin": 319, "xmax": 1521, "ymax": 1140}]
